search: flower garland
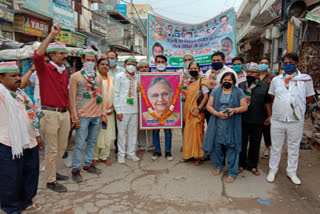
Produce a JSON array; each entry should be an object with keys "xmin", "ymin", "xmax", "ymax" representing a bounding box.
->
[
  {"xmin": 181, "ymin": 73, "xmax": 200, "ymax": 102},
  {"xmin": 81, "ymin": 70, "xmax": 103, "ymax": 104},
  {"xmin": 139, "ymin": 82, "xmax": 182, "ymax": 125},
  {"xmin": 208, "ymin": 70, "xmax": 219, "ymax": 89}
]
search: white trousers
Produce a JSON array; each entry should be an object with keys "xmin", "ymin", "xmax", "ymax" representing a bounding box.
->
[
  {"xmin": 269, "ymin": 119, "xmax": 304, "ymax": 176},
  {"xmin": 117, "ymin": 113, "xmax": 138, "ymax": 158}
]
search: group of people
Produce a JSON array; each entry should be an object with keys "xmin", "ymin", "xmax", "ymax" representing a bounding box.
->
[{"xmin": 0, "ymin": 24, "xmax": 315, "ymax": 213}]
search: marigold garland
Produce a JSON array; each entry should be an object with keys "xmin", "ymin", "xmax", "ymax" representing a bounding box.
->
[{"xmin": 139, "ymin": 82, "xmax": 182, "ymax": 125}]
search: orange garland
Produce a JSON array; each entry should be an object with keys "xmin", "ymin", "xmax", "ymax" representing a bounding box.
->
[{"xmin": 139, "ymin": 82, "xmax": 182, "ymax": 125}]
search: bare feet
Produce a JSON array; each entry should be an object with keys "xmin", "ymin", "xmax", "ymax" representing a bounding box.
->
[
  {"xmin": 213, "ymin": 169, "xmax": 222, "ymax": 176},
  {"xmin": 225, "ymin": 176, "xmax": 235, "ymax": 183}
]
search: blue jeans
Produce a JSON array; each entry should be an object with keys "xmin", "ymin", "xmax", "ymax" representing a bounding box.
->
[
  {"xmin": 152, "ymin": 129, "xmax": 172, "ymax": 153},
  {"xmin": 211, "ymin": 143, "xmax": 239, "ymax": 178},
  {"xmin": 72, "ymin": 117, "xmax": 101, "ymax": 171}
]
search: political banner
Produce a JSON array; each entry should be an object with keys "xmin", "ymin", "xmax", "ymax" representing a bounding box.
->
[
  {"xmin": 148, "ymin": 9, "xmax": 237, "ymax": 72},
  {"xmin": 139, "ymin": 72, "xmax": 182, "ymax": 129}
]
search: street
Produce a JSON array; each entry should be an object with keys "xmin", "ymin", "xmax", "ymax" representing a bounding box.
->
[{"xmin": 33, "ymin": 120, "xmax": 320, "ymax": 214}]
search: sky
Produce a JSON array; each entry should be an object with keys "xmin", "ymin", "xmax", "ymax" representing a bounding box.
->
[{"xmin": 125, "ymin": 0, "xmax": 243, "ymax": 24}]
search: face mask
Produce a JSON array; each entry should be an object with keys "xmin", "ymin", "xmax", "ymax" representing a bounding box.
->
[
  {"xmin": 189, "ymin": 70, "xmax": 198, "ymax": 77},
  {"xmin": 246, "ymin": 75, "xmax": 256, "ymax": 84},
  {"xmin": 283, "ymin": 64, "xmax": 295, "ymax": 73},
  {"xmin": 211, "ymin": 62, "xmax": 223, "ymax": 70},
  {"xmin": 184, "ymin": 61, "xmax": 191, "ymax": 70},
  {"xmin": 232, "ymin": 65, "xmax": 242, "ymax": 73},
  {"xmin": 259, "ymin": 64, "xmax": 269, "ymax": 71},
  {"xmin": 156, "ymin": 64, "xmax": 166, "ymax": 71},
  {"xmin": 223, "ymin": 82, "xmax": 232, "ymax": 89},
  {"xmin": 83, "ymin": 62, "xmax": 96, "ymax": 76},
  {"xmin": 109, "ymin": 59, "xmax": 116, "ymax": 67},
  {"xmin": 126, "ymin": 65, "xmax": 137, "ymax": 73}
]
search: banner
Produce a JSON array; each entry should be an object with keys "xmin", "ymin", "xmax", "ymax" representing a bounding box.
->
[
  {"xmin": 54, "ymin": 28, "xmax": 87, "ymax": 47},
  {"xmin": 130, "ymin": 4, "xmax": 150, "ymax": 18},
  {"xmin": 148, "ymin": 9, "xmax": 237, "ymax": 72},
  {"xmin": 24, "ymin": 17, "xmax": 49, "ymax": 37},
  {"xmin": 139, "ymin": 72, "xmax": 182, "ymax": 129}
]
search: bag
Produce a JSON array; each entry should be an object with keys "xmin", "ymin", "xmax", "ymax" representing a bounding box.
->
[{"xmin": 197, "ymin": 77, "xmax": 206, "ymax": 112}]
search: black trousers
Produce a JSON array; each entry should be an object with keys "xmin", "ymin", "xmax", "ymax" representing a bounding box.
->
[
  {"xmin": 0, "ymin": 144, "xmax": 39, "ymax": 214},
  {"xmin": 205, "ymin": 109, "xmax": 211, "ymax": 124},
  {"xmin": 262, "ymin": 124, "xmax": 271, "ymax": 147},
  {"xmin": 239, "ymin": 123, "xmax": 264, "ymax": 170}
]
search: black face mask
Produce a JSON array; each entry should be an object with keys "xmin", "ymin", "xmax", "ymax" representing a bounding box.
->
[
  {"xmin": 246, "ymin": 75, "xmax": 256, "ymax": 84},
  {"xmin": 223, "ymin": 82, "xmax": 232, "ymax": 89},
  {"xmin": 189, "ymin": 70, "xmax": 198, "ymax": 77}
]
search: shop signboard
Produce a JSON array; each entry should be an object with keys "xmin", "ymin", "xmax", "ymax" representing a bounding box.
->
[
  {"xmin": 0, "ymin": 0, "xmax": 14, "ymax": 23},
  {"xmin": 21, "ymin": 0, "xmax": 53, "ymax": 18},
  {"xmin": 54, "ymin": 28, "xmax": 72, "ymax": 44},
  {"xmin": 54, "ymin": 28, "xmax": 87, "ymax": 47},
  {"xmin": 53, "ymin": 2, "xmax": 75, "ymax": 30},
  {"xmin": 90, "ymin": 20, "xmax": 107, "ymax": 36},
  {"xmin": 24, "ymin": 17, "xmax": 49, "ymax": 37},
  {"xmin": 117, "ymin": 4, "xmax": 127, "ymax": 16},
  {"xmin": 71, "ymin": 31, "xmax": 87, "ymax": 47},
  {"xmin": 53, "ymin": 0, "xmax": 72, "ymax": 9}
]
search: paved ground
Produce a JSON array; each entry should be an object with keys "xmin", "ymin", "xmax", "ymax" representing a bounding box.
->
[{"xmin": 27, "ymin": 120, "xmax": 320, "ymax": 214}]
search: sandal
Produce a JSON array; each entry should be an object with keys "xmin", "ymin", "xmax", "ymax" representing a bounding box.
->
[
  {"xmin": 251, "ymin": 168, "xmax": 261, "ymax": 176},
  {"xmin": 25, "ymin": 203, "xmax": 42, "ymax": 213},
  {"xmin": 238, "ymin": 167, "xmax": 244, "ymax": 174},
  {"xmin": 194, "ymin": 159, "xmax": 203, "ymax": 166},
  {"xmin": 92, "ymin": 160, "xmax": 98, "ymax": 167},
  {"xmin": 101, "ymin": 159, "xmax": 112, "ymax": 166}
]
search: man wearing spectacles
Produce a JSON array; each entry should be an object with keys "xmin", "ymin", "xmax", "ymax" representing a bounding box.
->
[{"xmin": 33, "ymin": 24, "xmax": 71, "ymax": 193}]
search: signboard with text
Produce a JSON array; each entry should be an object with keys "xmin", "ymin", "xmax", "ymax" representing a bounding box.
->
[
  {"xmin": 0, "ymin": 0, "xmax": 14, "ymax": 23},
  {"xmin": 21, "ymin": 0, "xmax": 53, "ymax": 18},
  {"xmin": 54, "ymin": 28, "xmax": 87, "ymax": 47},
  {"xmin": 14, "ymin": 15, "xmax": 49, "ymax": 37},
  {"xmin": 53, "ymin": 3, "xmax": 75, "ymax": 30}
]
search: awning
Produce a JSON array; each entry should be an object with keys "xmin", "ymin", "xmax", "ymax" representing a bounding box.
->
[{"xmin": 306, "ymin": 6, "xmax": 320, "ymax": 24}]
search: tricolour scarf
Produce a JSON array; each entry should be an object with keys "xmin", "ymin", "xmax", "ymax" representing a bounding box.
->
[
  {"xmin": 125, "ymin": 71, "xmax": 135, "ymax": 105},
  {"xmin": 244, "ymin": 80, "xmax": 259, "ymax": 106},
  {"xmin": 81, "ymin": 70, "xmax": 103, "ymax": 104},
  {"xmin": 208, "ymin": 69, "xmax": 219, "ymax": 89}
]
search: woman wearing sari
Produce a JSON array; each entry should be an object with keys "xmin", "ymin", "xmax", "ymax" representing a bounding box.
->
[
  {"xmin": 201, "ymin": 72, "xmax": 248, "ymax": 183},
  {"xmin": 182, "ymin": 62, "xmax": 210, "ymax": 165},
  {"xmin": 93, "ymin": 58, "xmax": 116, "ymax": 166}
]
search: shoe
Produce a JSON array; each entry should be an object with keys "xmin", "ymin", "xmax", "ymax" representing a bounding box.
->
[
  {"xmin": 127, "ymin": 155, "xmax": 140, "ymax": 162},
  {"xmin": 47, "ymin": 181, "xmax": 67, "ymax": 192},
  {"xmin": 72, "ymin": 170, "xmax": 83, "ymax": 183},
  {"xmin": 288, "ymin": 175, "xmax": 301, "ymax": 185},
  {"xmin": 262, "ymin": 149, "xmax": 270, "ymax": 159},
  {"xmin": 165, "ymin": 152, "xmax": 173, "ymax": 161},
  {"xmin": 83, "ymin": 165, "xmax": 102, "ymax": 175},
  {"xmin": 92, "ymin": 160, "xmax": 98, "ymax": 166},
  {"xmin": 63, "ymin": 156, "xmax": 72, "ymax": 168},
  {"xmin": 25, "ymin": 203, "xmax": 42, "ymax": 213},
  {"xmin": 266, "ymin": 171, "xmax": 276, "ymax": 183},
  {"xmin": 56, "ymin": 172, "xmax": 69, "ymax": 181},
  {"xmin": 152, "ymin": 152, "xmax": 161, "ymax": 160},
  {"xmin": 118, "ymin": 157, "xmax": 125, "ymax": 164}
]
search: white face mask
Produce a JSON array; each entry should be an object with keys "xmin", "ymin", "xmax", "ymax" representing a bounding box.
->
[
  {"xmin": 83, "ymin": 62, "xmax": 96, "ymax": 76},
  {"xmin": 184, "ymin": 61, "xmax": 191, "ymax": 70},
  {"xmin": 156, "ymin": 64, "xmax": 166, "ymax": 71},
  {"xmin": 126, "ymin": 65, "xmax": 137, "ymax": 73}
]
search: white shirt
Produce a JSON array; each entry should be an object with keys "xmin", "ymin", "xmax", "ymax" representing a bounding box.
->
[
  {"xmin": 29, "ymin": 72, "xmax": 41, "ymax": 107},
  {"xmin": 269, "ymin": 71, "xmax": 315, "ymax": 122},
  {"xmin": 177, "ymin": 68, "xmax": 188, "ymax": 76},
  {"xmin": 114, "ymin": 71, "xmax": 139, "ymax": 114},
  {"xmin": 203, "ymin": 65, "xmax": 238, "ymax": 88}
]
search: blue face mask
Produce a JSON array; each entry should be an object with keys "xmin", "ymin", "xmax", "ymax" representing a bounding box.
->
[
  {"xmin": 232, "ymin": 65, "xmax": 242, "ymax": 73},
  {"xmin": 109, "ymin": 59, "xmax": 116, "ymax": 67},
  {"xmin": 283, "ymin": 64, "xmax": 295, "ymax": 73},
  {"xmin": 211, "ymin": 62, "xmax": 223, "ymax": 70},
  {"xmin": 259, "ymin": 64, "xmax": 269, "ymax": 71}
]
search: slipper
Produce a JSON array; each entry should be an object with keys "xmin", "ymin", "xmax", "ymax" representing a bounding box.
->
[
  {"xmin": 101, "ymin": 159, "xmax": 112, "ymax": 166},
  {"xmin": 238, "ymin": 167, "xmax": 244, "ymax": 174},
  {"xmin": 251, "ymin": 168, "xmax": 261, "ymax": 176},
  {"xmin": 225, "ymin": 176, "xmax": 235, "ymax": 183},
  {"xmin": 194, "ymin": 159, "xmax": 203, "ymax": 166},
  {"xmin": 25, "ymin": 203, "xmax": 42, "ymax": 213},
  {"xmin": 92, "ymin": 160, "xmax": 98, "ymax": 167}
]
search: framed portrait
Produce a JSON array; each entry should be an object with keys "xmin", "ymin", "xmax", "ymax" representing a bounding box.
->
[{"xmin": 139, "ymin": 72, "xmax": 182, "ymax": 129}]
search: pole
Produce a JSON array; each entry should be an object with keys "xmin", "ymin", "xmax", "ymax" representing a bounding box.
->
[{"xmin": 130, "ymin": 0, "xmax": 134, "ymax": 55}]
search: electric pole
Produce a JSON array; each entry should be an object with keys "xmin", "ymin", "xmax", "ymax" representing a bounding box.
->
[{"xmin": 130, "ymin": 0, "xmax": 134, "ymax": 55}]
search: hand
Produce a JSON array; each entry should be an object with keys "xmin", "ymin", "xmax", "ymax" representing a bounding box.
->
[
  {"xmin": 264, "ymin": 116, "xmax": 271, "ymax": 125},
  {"xmin": 192, "ymin": 108, "xmax": 200, "ymax": 117},
  {"xmin": 107, "ymin": 106, "xmax": 114, "ymax": 116},
  {"xmin": 36, "ymin": 136, "xmax": 44, "ymax": 151},
  {"xmin": 71, "ymin": 114, "xmax": 80, "ymax": 128},
  {"xmin": 137, "ymin": 87, "xmax": 141, "ymax": 93},
  {"xmin": 101, "ymin": 115, "xmax": 108, "ymax": 125},
  {"xmin": 117, "ymin": 113, "xmax": 123, "ymax": 121},
  {"xmin": 30, "ymin": 65, "xmax": 36, "ymax": 73},
  {"xmin": 312, "ymin": 112, "xmax": 320, "ymax": 119},
  {"xmin": 217, "ymin": 111, "xmax": 228, "ymax": 120},
  {"xmin": 226, "ymin": 108, "xmax": 235, "ymax": 117},
  {"xmin": 50, "ymin": 24, "xmax": 62, "ymax": 36}
]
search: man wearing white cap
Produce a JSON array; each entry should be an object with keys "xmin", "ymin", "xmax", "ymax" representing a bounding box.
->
[
  {"xmin": 0, "ymin": 61, "xmax": 44, "ymax": 213},
  {"xmin": 33, "ymin": 24, "xmax": 70, "ymax": 192},
  {"xmin": 69, "ymin": 47, "xmax": 107, "ymax": 182}
]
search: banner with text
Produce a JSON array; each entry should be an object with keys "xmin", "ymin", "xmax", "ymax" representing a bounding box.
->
[{"xmin": 148, "ymin": 9, "xmax": 237, "ymax": 72}]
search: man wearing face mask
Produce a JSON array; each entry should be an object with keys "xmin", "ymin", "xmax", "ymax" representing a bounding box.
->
[
  {"xmin": 114, "ymin": 57, "xmax": 140, "ymax": 164},
  {"xmin": 106, "ymin": 50, "xmax": 125, "ymax": 77},
  {"xmin": 259, "ymin": 57, "xmax": 275, "ymax": 159},
  {"xmin": 238, "ymin": 63, "xmax": 271, "ymax": 176},
  {"xmin": 267, "ymin": 53, "xmax": 315, "ymax": 185},
  {"xmin": 69, "ymin": 47, "xmax": 106, "ymax": 182},
  {"xmin": 152, "ymin": 55, "xmax": 174, "ymax": 161},
  {"xmin": 178, "ymin": 54, "xmax": 194, "ymax": 76},
  {"xmin": 232, "ymin": 56, "xmax": 246, "ymax": 84},
  {"xmin": 203, "ymin": 51, "xmax": 237, "ymax": 122},
  {"xmin": 33, "ymin": 24, "xmax": 71, "ymax": 192}
]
